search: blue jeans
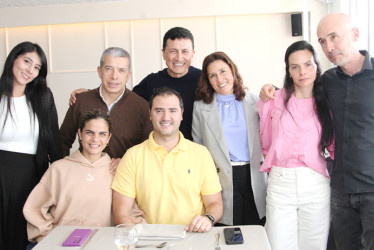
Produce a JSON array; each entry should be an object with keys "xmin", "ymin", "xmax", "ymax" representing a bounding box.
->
[{"xmin": 331, "ymin": 189, "xmax": 374, "ymax": 250}]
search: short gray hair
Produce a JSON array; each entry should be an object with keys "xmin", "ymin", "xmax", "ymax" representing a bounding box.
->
[{"xmin": 99, "ymin": 47, "xmax": 131, "ymax": 70}]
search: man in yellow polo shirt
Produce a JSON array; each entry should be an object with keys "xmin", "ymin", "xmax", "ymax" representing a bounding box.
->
[{"xmin": 112, "ymin": 87, "xmax": 223, "ymax": 232}]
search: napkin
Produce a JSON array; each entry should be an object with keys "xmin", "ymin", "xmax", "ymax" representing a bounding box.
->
[{"xmin": 135, "ymin": 224, "xmax": 186, "ymax": 241}]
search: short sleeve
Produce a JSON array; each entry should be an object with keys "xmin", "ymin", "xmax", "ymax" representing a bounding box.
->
[{"xmin": 111, "ymin": 149, "xmax": 137, "ymax": 198}]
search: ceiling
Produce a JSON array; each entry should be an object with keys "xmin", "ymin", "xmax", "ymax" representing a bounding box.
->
[{"xmin": 0, "ymin": 0, "xmax": 125, "ymax": 8}]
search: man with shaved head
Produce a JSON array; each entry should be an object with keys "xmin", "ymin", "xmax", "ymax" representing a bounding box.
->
[{"xmin": 317, "ymin": 13, "xmax": 374, "ymax": 250}]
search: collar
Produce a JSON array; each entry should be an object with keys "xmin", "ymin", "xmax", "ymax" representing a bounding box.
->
[
  {"xmin": 162, "ymin": 66, "xmax": 193, "ymax": 81},
  {"xmin": 148, "ymin": 131, "xmax": 188, "ymax": 153},
  {"xmin": 360, "ymin": 50, "xmax": 374, "ymax": 71},
  {"xmin": 216, "ymin": 93, "xmax": 236, "ymax": 102},
  {"xmin": 337, "ymin": 50, "xmax": 373, "ymax": 76},
  {"xmin": 99, "ymin": 85, "xmax": 126, "ymax": 112}
]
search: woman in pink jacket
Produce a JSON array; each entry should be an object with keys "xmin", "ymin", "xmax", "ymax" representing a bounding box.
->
[{"xmin": 257, "ymin": 40, "xmax": 334, "ymax": 250}]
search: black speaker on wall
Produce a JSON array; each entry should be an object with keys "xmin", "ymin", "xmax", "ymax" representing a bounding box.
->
[{"xmin": 291, "ymin": 13, "xmax": 303, "ymax": 36}]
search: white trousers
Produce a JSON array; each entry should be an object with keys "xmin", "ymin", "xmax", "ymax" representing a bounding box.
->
[{"xmin": 265, "ymin": 166, "xmax": 330, "ymax": 250}]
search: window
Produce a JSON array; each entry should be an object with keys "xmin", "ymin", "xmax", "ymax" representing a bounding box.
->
[{"xmin": 341, "ymin": 0, "xmax": 372, "ymax": 53}]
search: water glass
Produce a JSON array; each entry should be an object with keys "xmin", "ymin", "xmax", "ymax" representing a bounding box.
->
[{"xmin": 114, "ymin": 224, "xmax": 138, "ymax": 250}]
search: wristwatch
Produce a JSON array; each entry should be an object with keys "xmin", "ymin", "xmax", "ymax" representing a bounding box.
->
[{"xmin": 204, "ymin": 214, "xmax": 215, "ymax": 225}]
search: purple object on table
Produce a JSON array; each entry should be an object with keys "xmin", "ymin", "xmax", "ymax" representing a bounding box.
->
[{"xmin": 62, "ymin": 229, "xmax": 92, "ymax": 247}]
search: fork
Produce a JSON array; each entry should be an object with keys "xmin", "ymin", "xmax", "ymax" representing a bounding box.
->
[{"xmin": 215, "ymin": 233, "xmax": 221, "ymax": 250}]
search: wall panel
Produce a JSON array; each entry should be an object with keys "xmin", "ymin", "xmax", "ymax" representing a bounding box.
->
[
  {"xmin": 105, "ymin": 20, "xmax": 133, "ymax": 87},
  {"xmin": 309, "ymin": 1, "xmax": 331, "ymax": 71},
  {"xmin": 48, "ymin": 71, "xmax": 98, "ymax": 153},
  {"xmin": 216, "ymin": 14, "xmax": 299, "ymax": 94},
  {"xmin": 7, "ymin": 25, "xmax": 49, "ymax": 61},
  {"xmin": 0, "ymin": 28, "xmax": 5, "ymax": 69},
  {"xmin": 105, "ymin": 21, "xmax": 132, "ymax": 50},
  {"xmin": 131, "ymin": 19, "xmax": 162, "ymax": 87},
  {"xmin": 48, "ymin": 71, "xmax": 99, "ymax": 120},
  {"xmin": 49, "ymin": 22, "xmax": 105, "ymax": 72},
  {"xmin": 161, "ymin": 17, "xmax": 216, "ymax": 70},
  {"xmin": 0, "ymin": 0, "xmax": 304, "ymax": 28}
]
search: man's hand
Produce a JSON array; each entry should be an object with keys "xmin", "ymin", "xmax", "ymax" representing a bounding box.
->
[
  {"xmin": 110, "ymin": 158, "xmax": 121, "ymax": 175},
  {"xmin": 185, "ymin": 192, "xmax": 222, "ymax": 232},
  {"xmin": 69, "ymin": 88, "xmax": 88, "ymax": 105},
  {"xmin": 259, "ymin": 84, "xmax": 276, "ymax": 102},
  {"xmin": 185, "ymin": 215, "xmax": 212, "ymax": 233}
]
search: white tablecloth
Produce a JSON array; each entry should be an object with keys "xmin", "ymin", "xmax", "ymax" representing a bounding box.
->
[{"xmin": 33, "ymin": 225, "xmax": 271, "ymax": 250}]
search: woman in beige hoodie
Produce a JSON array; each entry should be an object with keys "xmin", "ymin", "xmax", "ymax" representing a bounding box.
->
[{"xmin": 23, "ymin": 109, "xmax": 126, "ymax": 248}]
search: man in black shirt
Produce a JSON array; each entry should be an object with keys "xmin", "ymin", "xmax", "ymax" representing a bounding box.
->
[
  {"xmin": 132, "ymin": 27, "xmax": 201, "ymax": 140},
  {"xmin": 317, "ymin": 13, "xmax": 374, "ymax": 250}
]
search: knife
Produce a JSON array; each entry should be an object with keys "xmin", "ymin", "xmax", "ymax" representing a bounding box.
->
[{"xmin": 81, "ymin": 229, "xmax": 98, "ymax": 249}]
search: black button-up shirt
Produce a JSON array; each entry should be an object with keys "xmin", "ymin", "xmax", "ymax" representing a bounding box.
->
[{"xmin": 323, "ymin": 51, "xmax": 374, "ymax": 193}]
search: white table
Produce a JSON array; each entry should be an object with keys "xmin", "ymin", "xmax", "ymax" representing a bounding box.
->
[{"xmin": 33, "ymin": 225, "xmax": 271, "ymax": 250}]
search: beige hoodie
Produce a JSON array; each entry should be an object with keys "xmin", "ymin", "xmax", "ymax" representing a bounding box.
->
[{"xmin": 23, "ymin": 150, "xmax": 114, "ymax": 243}]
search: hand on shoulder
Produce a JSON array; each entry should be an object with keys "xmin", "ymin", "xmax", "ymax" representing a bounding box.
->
[{"xmin": 69, "ymin": 88, "xmax": 89, "ymax": 106}]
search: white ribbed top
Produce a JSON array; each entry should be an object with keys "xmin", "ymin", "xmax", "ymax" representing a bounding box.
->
[{"xmin": 0, "ymin": 95, "xmax": 39, "ymax": 154}]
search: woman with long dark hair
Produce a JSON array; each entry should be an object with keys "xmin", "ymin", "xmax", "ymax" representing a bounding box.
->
[
  {"xmin": 257, "ymin": 40, "xmax": 334, "ymax": 250},
  {"xmin": 192, "ymin": 51, "xmax": 267, "ymax": 226},
  {"xmin": 0, "ymin": 41, "xmax": 62, "ymax": 250}
]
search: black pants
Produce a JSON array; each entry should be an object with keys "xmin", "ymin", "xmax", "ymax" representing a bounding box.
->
[
  {"xmin": 0, "ymin": 150, "xmax": 38, "ymax": 250},
  {"xmin": 331, "ymin": 188, "xmax": 374, "ymax": 250},
  {"xmin": 232, "ymin": 164, "xmax": 265, "ymax": 226}
]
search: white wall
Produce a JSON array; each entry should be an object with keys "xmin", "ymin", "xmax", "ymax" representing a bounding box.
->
[
  {"xmin": 0, "ymin": 0, "xmax": 305, "ymax": 28},
  {"xmin": 0, "ymin": 0, "xmax": 330, "ymax": 130}
]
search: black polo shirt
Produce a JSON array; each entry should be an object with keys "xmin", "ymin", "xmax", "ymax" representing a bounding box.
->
[{"xmin": 323, "ymin": 51, "xmax": 374, "ymax": 193}]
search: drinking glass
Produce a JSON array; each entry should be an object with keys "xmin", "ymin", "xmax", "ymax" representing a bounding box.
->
[{"xmin": 114, "ymin": 224, "xmax": 138, "ymax": 250}]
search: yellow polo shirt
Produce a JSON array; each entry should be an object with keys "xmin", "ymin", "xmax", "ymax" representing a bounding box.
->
[{"xmin": 112, "ymin": 132, "xmax": 222, "ymax": 225}]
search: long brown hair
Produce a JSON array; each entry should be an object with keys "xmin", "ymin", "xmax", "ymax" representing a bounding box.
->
[{"xmin": 195, "ymin": 51, "xmax": 246, "ymax": 104}]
